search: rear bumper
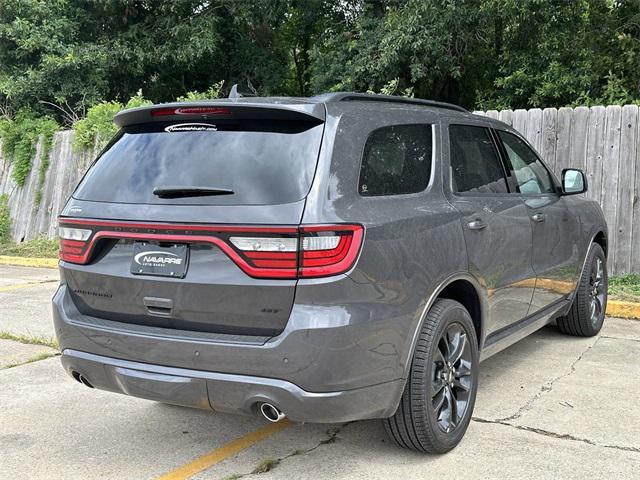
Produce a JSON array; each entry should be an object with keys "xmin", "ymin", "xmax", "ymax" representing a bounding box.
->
[
  {"xmin": 53, "ymin": 283, "xmax": 408, "ymax": 422},
  {"xmin": 60, "ymin": 349, "xmax": 402, "ymax": 423}
]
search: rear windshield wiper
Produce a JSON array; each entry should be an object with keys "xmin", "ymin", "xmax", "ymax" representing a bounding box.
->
[{"xmin": 153, "ymin": 186, "xmax": 235, "ymax": 199}]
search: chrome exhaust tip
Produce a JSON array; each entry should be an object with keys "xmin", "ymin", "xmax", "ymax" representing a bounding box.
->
[
  {"xmin": 260, "ymin": 403, "xmax": 286, "ymax": 422},
  {"xmin": 71, "ymin": 371, "xmax": 94, "ymax": 388}
]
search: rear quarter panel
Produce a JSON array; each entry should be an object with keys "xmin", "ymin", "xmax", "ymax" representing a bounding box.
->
[{"xmin": 299, "ymin": 103, "xmax": 470, "ymax": 384}]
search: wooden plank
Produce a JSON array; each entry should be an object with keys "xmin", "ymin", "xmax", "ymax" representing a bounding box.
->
[
  {"xmin": 498, "ymin": 109, "xmax": 513, "ymax": 126},
  {"xmin": 585, "ymin": 106, "xmax": 607, "ymax": 205},
  {"xmin": 512, "ymin": 109, "xmax": 528, "ymax": 137},
  {"xmin": 486, "ymin": 110, "xmax": 499, "ymax": 120},
  {"xmin": 473, "ymin": 110, "xmax": 486, "ymax": 117},
  {"xmin": 614, "ymin": 105, "xmax": 638, "ymax": 275},
  {"xmin": 601, "ymin": 105, "xmax": 622, "ymax": 275},
  {"xmin": 555, "ymin": 107, "xmax": 573, "ymax": 175},
  {"xmin": 525, "ymin": 108, "xmax": 543, "ymax": 154},
  {"xmin": 569, "ymin": 106, "xmax": 589, "ymax": 170},
  {"xmin": 541, "ymin": 108, "xmax": 558, "ymax": 169},
  {"xmin": 630, "ymin": 108, "xmax": 640, "ymax": 274}
]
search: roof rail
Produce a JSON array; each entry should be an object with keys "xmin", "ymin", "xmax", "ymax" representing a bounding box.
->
[{"xmin": 313, "ymin": 92, "xmax": 467, "ymax": 113}]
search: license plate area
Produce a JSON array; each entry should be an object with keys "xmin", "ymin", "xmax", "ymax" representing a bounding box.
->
[{"xmin": 131, "ymin": 242, "xmax": 189, "ymax": 278}]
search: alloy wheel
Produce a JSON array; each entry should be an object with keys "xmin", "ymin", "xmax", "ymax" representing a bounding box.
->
[
  {"xmin": 589, "ymin": 257, "xmax": 606, "ymax": 326},
  {"xmin": 431, "ymin": 322, "xmax": 473, "ymax": 433}
]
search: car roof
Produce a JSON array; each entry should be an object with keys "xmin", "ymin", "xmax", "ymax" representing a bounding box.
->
[{"xmin": 138, "ymin": 92, "xmax": 467, "ymax": 112}]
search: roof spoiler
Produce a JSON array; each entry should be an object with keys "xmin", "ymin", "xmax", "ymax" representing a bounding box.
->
[{"xmin": 114, "ymin": 101, "xmax": 325, "ymax": 128}]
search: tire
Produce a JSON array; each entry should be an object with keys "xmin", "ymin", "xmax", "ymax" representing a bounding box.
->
[
  {"xmin": 557, "ymin": 243, "xmax": 607, "ymax": 337},
  {"xmin": 383, "ymin": 298, "xmax": 479, "ymax": 453}
]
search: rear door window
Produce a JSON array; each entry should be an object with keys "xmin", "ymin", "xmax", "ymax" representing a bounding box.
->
[
  {"xmin": 358, "ymin": 124, "xmax": 433, "ymax": 196},
  {"xmin": 449, "ymin": 124, "xmax": 509, "ymax": 194},
  {"xmin": 73, "ymin": 120, "xmax": 324, "ymax": 205}
]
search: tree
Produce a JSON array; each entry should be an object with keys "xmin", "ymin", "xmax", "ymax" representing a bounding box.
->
[{"xmin": 0, "ymin": 0, "xmax": 638, "ymax": 119}]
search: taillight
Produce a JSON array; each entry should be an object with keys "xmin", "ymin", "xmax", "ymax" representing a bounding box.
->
[
  {"xmin": 58, "ymin": 227, "xmax": 93, "ymax": 263},
  {"xmin": 57, "ymin": 219, "xmax": 364, "ymax": 279},
  {"xmin": 150, "ymin": 107, "xmax": 232, "ymax": 117},
  {"xmin": 299, "ymin": 225, "xmax": 364, "ymax": 277}
]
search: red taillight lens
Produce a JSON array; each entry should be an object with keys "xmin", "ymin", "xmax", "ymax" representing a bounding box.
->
[
  {"xmin": 150, "ymin": 107, "xmax": 232, "ymax": 117},
  {"xmin": 299, "ymin": 225, "xmax": 364, "ymax": 278},
  {"xmin": 58, "ymin": 227, "xmax": 93, "ymax": 263},
  {"xmin": 57, "ymin": 219, "xmax": 363, "ymax": 279}
]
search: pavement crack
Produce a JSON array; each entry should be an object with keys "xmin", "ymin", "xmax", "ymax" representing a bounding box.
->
[
  {"xmin": 228, "ymin": 422, "xmax": 354, "ymax": 479},
  {"xmin": 599, "ymin": 335, "xmax": 640, "ymax": 343},
  {"xmin": 494, "ymin": 338, "xmax": 598, "ymax": 423},
  {"xmin": 472, "ymin": 417, "xmax": 640, "ymax": 454}
]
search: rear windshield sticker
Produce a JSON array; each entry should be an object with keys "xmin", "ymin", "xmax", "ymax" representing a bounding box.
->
[{"xmin": 165, "ymin": 123, "xmax": 217, "ymax": 132}]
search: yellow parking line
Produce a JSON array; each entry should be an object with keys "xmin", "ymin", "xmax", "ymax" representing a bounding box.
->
[
  {"xmin": 156, "ymin": 419, "xmax": 293, "ymax": 480},
  {"xmin": 0, "ymin": 256, "xmax": 58, "ymax": 268},
  {"xmin": 0, "ymin": 281, "xmax": 55, "ymax": 293},
  {"xmin": 607, "ymin": 300, "xmax": 640, "ymax": 320}
]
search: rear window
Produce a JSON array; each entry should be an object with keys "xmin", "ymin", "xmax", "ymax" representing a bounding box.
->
[{"xmin": 73, "ymin": 120, "xmax": 324, "ymax": 205}]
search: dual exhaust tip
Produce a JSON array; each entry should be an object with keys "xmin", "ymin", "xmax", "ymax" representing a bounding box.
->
[
  {"xmin": 260, "ymin": 402, "xmax": 286, "ymax": 422},
  {"xmin": 71, "ymin": 371, "xmax": 94, "ymax": 388}
]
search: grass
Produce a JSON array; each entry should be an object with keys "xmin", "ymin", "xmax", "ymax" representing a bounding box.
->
[
  {"xmin": 251, "ymin": 458, "xmax": 280, "ymax": 474},
  {"xmin": 2, "ymin": 351, "xmax": 59, "ymax": 370},
  {"xmin": 608, "ymin": 274, "xmax": 640, "ymax": 302},
  {"xmin": 0, "ymin": 331, "xmax": 59, "ymax": 349},
  {"xmin": 0, "ymin": 236, "xmax": 58, "ymax": 258}
]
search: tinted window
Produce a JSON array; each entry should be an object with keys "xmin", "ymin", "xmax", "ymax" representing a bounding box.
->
[
  {"xmin": 73, "ymin": 120, "xmax": 323, "ymax": 205},
  {"xmin": 498, "ymin": 131, "xmax": 556, "ymax": 195},
  {"xmin": 449, "ymin": 125, "xmax": 508, "ymax": 194},
  {"xmin": 358, "ymin": 124, "xmax": 432, "ymax": 196}
]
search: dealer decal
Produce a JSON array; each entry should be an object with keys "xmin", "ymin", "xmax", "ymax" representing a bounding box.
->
[
  {"xmin": 134, "ymin": 251, "xmax": 183, "ymax": 267},
  {"xmin": 164, "ymin": 123, "xmax": 217, "ymax": 132}
]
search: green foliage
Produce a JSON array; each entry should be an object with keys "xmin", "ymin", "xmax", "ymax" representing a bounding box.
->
[
  {"xmin": 72, "ymin": 101, "xmax": 123, "ymax": 151},
  {"xmin": 609, "ymin": 275, "xmax": 640, "ymax": 302},
  {"xmin": 0, "ymin": 235, "xmax": 59, "ymax": 257},
  {"xmin": 0, "ymin": 194, "xmax": 11, "ymax": 244},
  {"xmin": 72, "ymin": 84, "xmax": 227, "ymax": 152},
  {"xmin": 176, "ymin": 81, "xmax": 225, "ymax": 102},
  {"xmin": 1, "ymin": 0, "xmax": 639, "ymax": 117},
  {"xmin": 252, "ymin": 458, "xmax": 280, "ymax": 474},
  {"xmin": 0, "ymin": 331, "xmax": 59, "ymax": 349},
  {"xmin": 0, "ymin": 109, "xmax": 58, "ymax": 186},
  {"xmin": 72, "ymin": 90, "xmax": 152, "ymax": 151},
  {"xmin": 312, "ymin": 0, "xmax": 640, "ymax": 109}
]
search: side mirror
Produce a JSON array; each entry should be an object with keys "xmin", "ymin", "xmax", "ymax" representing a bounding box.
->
[{"xmin": 562, "ymin": 168, "xmax": 587, "ymax": 195}]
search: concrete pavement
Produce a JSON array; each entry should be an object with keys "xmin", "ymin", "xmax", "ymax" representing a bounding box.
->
[{"xmin": 0, "ymin": 265, "xmax": 638, "ymax": 479}]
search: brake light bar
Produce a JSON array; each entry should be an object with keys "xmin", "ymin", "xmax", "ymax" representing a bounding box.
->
[
  {"xmin": 150, "ymin": 107, "xmax": 232, "ymax": 117},
  {"xmin": 57, "ymin": 219, "xmax": 363, "ymax": 279}
]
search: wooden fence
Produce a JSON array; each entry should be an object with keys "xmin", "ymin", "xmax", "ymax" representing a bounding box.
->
[
  {"xmin": 474, "ymin": 105, "xmax": 639, "ymax": 276},
  {"xmin": 1, "ymin": 105, "xmax": 639, "ymax": 275}
]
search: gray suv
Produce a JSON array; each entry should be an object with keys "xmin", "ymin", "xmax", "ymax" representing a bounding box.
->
[{"xmin": 53, "ymin": 93, "xmax": 608, "ymax": 453}]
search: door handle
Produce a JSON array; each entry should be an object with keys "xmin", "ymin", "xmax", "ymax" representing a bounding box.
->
[
  {"xmin": 531, "ymin": 213, "xmax": 546, "ymax": 222},
  {"xmin": 467, "ymin": 219, "xmax": 487, "ymax": 230}
]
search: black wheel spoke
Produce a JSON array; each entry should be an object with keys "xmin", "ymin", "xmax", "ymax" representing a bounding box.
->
[
  {"xmin": 452, "ymin": 377, "xmax": 470, "ymax": 392},
  {"xmin": 433, "ymin": 389, "xmax": 446, "ymax": 413},
  {"xmin": 455, "ymin": 361, "xmax": 471, "ymax": 378},
  {"xmin": 432, "ymin": 376, "xmax": 446, "ymax": 397},
  {"xmin": 448, "ymin": 331, "xmax": 467, "ymax": 365},
  {"xmin": 444, "ymin": 386, "xmax": 455, "ymax": 429},
  {"xmin": 594, "ymin": 295, "xmax": 602, "ymax": 319}
]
